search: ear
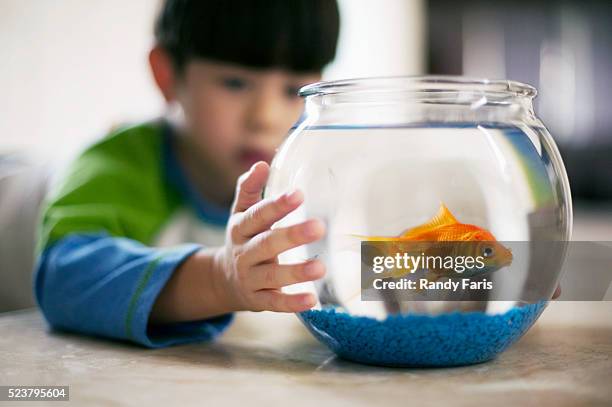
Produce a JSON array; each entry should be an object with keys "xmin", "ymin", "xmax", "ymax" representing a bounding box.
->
[{"xmin": 149, "ymin": 46, "xmax": 178, "ymax": 102}]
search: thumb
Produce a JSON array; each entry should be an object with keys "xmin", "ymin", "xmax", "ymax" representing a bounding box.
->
[{"xmin": 232, "ymin": 161, "xmax": 270, "ymax": 214}]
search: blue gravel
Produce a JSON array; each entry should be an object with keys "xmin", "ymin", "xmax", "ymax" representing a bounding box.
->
[{"xmin": 298, "ymin": 302, "xmax": 547, "ymax": 367}]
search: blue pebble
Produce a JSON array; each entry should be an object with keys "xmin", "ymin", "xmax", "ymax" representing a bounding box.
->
[{"xmin": 298, "ymin": 301, "xmax": 547, "ymax": 367}]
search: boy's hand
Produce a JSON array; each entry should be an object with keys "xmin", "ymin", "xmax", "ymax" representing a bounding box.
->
[{"xmin": 213, "ymin": 162, "xmax": 326, "ymax": 313}]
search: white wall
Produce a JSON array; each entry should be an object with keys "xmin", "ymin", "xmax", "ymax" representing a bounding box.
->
[
  {"xmin": 0, "ymin": 0, "xmax": 163, "ymax": 156},
  {"xmin": 325, "ymin": 0, "xmax": 425, "ymax": 79},
  {"xmin": 0, "ymin": 0, "xmax": 425, "ymax": 155}
]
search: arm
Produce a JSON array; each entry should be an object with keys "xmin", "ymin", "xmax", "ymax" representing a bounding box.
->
[
  {"xmin": 36, "ymin": 234, "xmax": 234, "ymax": 347},
  {"xmin": 35, "ymin": 124, "xmax": 232, "ymax": 347},
  {"xmin": 149, "ymin": 247, "xmax": 229, "ymax": 324}
]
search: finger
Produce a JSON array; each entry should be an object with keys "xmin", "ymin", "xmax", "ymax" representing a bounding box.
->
[
  {"xmin": 241, "ymin": 219, "xmax": 326, "ymax": 265},
  {"xmin": 232, "ymin": 162, "xmax": 269, "ymax": 214},
  {"xmin": 252, "ymin": 290, "xmax": 317, "ymax": 312},
  {"xmin": 232, "ymin": 190, "xmax": 304, "ymax": 242},
  {"xmin": 552, "ymin": 285, "xmax": 561, "ymax": 299},
  {"xmin": 248, "ymin": 260, "xmax": 325, "ymax": 290}
]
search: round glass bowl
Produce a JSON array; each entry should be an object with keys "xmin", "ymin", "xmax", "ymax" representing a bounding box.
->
[{"xmin": 264, "ymin": 76, "xmax": 572, "ymax": 367}]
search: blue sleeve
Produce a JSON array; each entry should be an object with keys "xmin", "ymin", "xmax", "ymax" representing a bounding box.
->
[{"xmin": 34, "ymin": 233, "xmax": 233, "ymax": 348}]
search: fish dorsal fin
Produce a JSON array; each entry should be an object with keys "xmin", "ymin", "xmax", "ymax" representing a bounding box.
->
[{"xmin": 400, "ymin": 203, "xmax": 459, "ymax": 238}]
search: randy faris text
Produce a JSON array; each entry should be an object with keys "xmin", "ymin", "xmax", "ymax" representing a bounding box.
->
[{"xmin": 372, "ymin": 278, "xmax": 493, "ymax": 291}]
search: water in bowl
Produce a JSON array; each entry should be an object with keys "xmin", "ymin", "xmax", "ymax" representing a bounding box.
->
[{"xmin": 264, "ymin": 122, "xmax": 568, "ymax": 366}]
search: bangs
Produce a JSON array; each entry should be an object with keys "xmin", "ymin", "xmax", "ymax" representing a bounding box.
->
[{"xmin": 155, "ymin": 0, "xmax": 339, "ymax": 73}]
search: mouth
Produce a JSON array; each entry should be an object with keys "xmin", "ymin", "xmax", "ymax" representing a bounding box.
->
[
  {"xmin": 503, "ymin": 249, "xmax": 514, "ymax": 266},
  {"xmin": 237, "ymin": 148, "xmax": 274, "ymax": 169}
]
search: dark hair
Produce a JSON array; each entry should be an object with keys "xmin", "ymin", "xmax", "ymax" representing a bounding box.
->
[{"xmin": 154, "ymin": 0, "xmax": 340, "ymax": 73}]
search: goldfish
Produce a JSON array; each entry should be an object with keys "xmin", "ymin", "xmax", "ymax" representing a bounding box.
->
[{"xmin": 355, "ymin": 203, "xmax": 513, "ymax": 283}]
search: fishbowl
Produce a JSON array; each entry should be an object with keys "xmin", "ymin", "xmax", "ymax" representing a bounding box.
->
[{"xmin": 264, "ymin": 76, "xmax": 572, "ymax": 367}]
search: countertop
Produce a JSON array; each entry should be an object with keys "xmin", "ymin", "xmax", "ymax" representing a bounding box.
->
[{"xmin": 1, "ymin": 305, "xmax": 611, "ymax": 407}]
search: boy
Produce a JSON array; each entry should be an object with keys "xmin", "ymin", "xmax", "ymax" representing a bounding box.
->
[{"xmin": 35, "ymin": 0, "xmax": 339, "ymax": 347}]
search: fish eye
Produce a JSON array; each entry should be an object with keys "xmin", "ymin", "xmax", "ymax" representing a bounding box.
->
[{"xmin": 483, "ymin": 247, "xmax": 494, "ymax": 258}]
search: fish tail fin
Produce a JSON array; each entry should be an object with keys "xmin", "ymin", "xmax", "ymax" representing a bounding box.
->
[
  {"xmin": 348, "ymin": 269, "xmax": 409, "ymax": 301},
  {"xmin": 345, "ymin": 271, "xmax": 396, "ymax": 302}
]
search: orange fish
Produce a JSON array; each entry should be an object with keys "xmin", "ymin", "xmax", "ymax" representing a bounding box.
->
[{"xmin": 355, "ymin": 203, "xmax": 513, "ymax": 282}]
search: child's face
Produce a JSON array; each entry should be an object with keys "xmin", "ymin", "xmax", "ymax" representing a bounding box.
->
[{"xmin": 175, "ymin": 60, "xmax": 320, "ymax": 182}]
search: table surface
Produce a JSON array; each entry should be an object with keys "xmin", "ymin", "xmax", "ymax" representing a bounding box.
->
[{"xmin": 1, "ymin": 306, "xmax": 611, "ymax": 407}]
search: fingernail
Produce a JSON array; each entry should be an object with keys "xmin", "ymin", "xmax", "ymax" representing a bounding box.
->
[
  {"xmin": 303, "ymin": 220, "xmax": 324, "ymax": 238},
  {"xmin": 285, "ymin": 189, "xmax": 303, "ymax": 205},
  {"xmin": 304, "ymin": 261, "xmax": 321, "ymax": 277},
  {"xmin": 300, "ymin": 294, "xmax": 315, "ymax": 307}
]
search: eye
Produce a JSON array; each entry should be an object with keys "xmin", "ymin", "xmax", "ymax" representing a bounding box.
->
[
  {"xmin": 285, "ymin": 85, "xmax": 301, "ymax": 98},
  {"xmin": 483, "ymin": 247, "xmax": 494, "ymax": 258},
  {"xmin": 220, "ymin": 77, "xmax": 248, "ymax": 91}
]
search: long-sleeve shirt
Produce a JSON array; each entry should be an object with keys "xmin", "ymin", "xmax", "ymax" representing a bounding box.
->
[{"xmin": 35, "ymin": 120, "xmax": 234, "ymax": 347}]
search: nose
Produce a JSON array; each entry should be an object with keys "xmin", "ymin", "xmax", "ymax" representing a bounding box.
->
[{"xmin": 246, "ymin": 88, "xmax": 286, "ymax": 134}]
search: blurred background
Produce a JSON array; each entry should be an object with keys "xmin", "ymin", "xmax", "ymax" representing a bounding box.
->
[{"xmin": 1, "ymin": 0, "xmax": 610, "ymax": 314}]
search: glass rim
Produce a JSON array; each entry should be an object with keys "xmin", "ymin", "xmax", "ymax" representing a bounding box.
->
[{"xmin": 298, "ymin": 75, "xmax": 537, "ymax": 99}]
